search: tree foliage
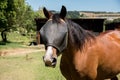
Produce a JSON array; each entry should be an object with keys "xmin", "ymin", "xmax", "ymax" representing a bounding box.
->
[
  {"xmin": 34, "ymin": 7, "xmax": 45, "ymax": 18},
  {"xmin": 113, "ymin": 18, "xmax": 120, "ymax": 23},
  {"xmin": 0, "ymin": 0, "xmax": 36, "ymax": 42},
  {"xmin": 0, "ymin": 0, "xmax": 17, "ymax": 41},
  {"xmin": 67, "ymin": 11, "xmax": 81, "ymax": 18}
]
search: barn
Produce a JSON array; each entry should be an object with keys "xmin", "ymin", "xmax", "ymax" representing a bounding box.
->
[{"xmin": 35, "ymin": 18, "xmax": 106, "ymax": 44}]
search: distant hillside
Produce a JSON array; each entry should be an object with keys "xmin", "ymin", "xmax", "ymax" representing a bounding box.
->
[
  {"xmin": 58, "ymin": 11, "xmax": 120, "ymax": 19},
  {"xmin": 51, "ymin": 10, "xmax": 81, "ymax": 18},
  {"xmin": 67, "ymin": 11, "xmax": 81, "ymax": 18},
  {"xmin": 80, "ymin": 11, "xmax": 120, "ymax": 19}
]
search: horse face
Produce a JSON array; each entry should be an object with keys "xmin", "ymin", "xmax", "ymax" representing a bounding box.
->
[{"xmin": 40, "ymin": 6, "xmax": 68, "ymax": 67}]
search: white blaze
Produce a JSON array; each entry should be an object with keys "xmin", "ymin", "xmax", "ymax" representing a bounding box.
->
[{"xmin": 44, "ymin": 46, "xmax": 53, "ymax": 62}]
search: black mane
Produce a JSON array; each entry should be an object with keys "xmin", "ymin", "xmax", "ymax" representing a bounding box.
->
[
  {"xmin": 66, "ymin": 19, "xmax": 95, "ymax": 50},
  {"xmin": 51, "ymin": 14, "xmax": 95, "ymax": 50}
]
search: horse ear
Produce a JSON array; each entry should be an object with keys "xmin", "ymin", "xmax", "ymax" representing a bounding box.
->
[
  {"xmin": 43, "ymin": 7, "xmax": 52, "ymax": 19},
  {"xmin": 60, "ymin": 6, "xmax": 67, "ymax": 19}
]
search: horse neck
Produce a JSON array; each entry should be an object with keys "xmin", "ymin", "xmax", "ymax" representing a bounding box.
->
[
  {"xmin": 62, "ymin": 19, "xmax": 95, "ymax": 60},
  {"xmin": 62, "ymin": 35, "xmax": 78, "ymax": 59},
  {"xmin": 61, "ymin": 34, "xmax": 96, "ymax": 72},
  {"xmin": 62, "ymin": 29, "xmax": 95, "ymax": 59}
]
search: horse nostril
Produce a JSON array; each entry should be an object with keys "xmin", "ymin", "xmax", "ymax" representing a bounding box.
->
[
  {"xmin": 52, "ymin": 58, "xmax": 57, "ymax": 63},
  {"xmin": 51, "ymin": 57, "xmax": 57, "ymax": 67}
]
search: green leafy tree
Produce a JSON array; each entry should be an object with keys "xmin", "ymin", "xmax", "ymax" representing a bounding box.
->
[
  {"xmin": 67, "ymin": 11, "xmax": 81, "ymax": 18},
  {"xmin": 0, "ymin": 0, "xmax": 36, "ymax": 42},
  {"xmin": 22, "ymin": 5, "xmax": 36, "ymax": 34},
  {"xmin": 35, "ymin": 7, "xmax": 45, "ymax": 18},
  {"xmin": 0, "ymin": 0, "xmax": 16, "ymax": 42},
  {"xmin": 15, "ymin": 1, "xmax": 35, "ymax": 35},
  {"xmin": 113, "ymin": 18, "xmax": 120, "ymax": 23}
]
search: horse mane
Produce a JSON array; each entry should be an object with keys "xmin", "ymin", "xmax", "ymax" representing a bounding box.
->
[
  {"xmin": 51, "ymin": 14, "xmax": 95, "ymax": 51},
  {"xmin": 66, "ymin": 19, "xmax": 95, "ymax": 51}
]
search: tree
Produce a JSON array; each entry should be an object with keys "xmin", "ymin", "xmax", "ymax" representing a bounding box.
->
[
  {"xmin": 35, "ymin": 7, "xmax": 45, "ymax": 18},
  {"xmin": 113, "ymin": 18, "xmax": 120, "ymax": 23},
  {"xmin": 0, "ymin": 0, "xmax": 36, "ymax": 42},
  {"xmin": 23, "ymin": 5, "xmax": 35, "ymax": 33},
  {"xmin": 0, "ymin": 0, "xmax": 17, "ymax": 42},
  {"xmin": 67, "ymin": 11, "xmax": 81, "ymax": 18},
  {"xmin": 15, "ymin": 1, "xmax": 36, "ymax": 35}
]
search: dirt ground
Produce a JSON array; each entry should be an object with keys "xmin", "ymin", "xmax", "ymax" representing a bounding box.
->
[{"xmin": 0, "ymin": 45, "xmax": 45, "ymax": 56}]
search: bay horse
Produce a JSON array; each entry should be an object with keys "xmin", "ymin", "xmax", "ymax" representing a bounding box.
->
[{"xmin": 40, "ymin": 6, "xmax": 120, "ymax": 80}]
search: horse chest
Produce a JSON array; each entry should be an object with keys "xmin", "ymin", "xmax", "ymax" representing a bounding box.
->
[
  {"xmin": 60, "ymin": 53, "xmax": 96, "ymax": 80},
  {"xmin": 60, "ymin": 56, "xmax": 81, "ymax": 80}
]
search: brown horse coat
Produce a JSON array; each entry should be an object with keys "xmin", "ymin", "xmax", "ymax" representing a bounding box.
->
[{"xmin": 60, "ymin": 30, "xmax": 120, "ymax": 80}]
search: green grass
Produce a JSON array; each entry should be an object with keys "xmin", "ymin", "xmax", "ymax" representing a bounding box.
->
[
  {"xmin": 0, "ymin": 32, "xmax": 31, "ymax": 43},
  {"xmin": 0, "ymin": 32, "xmax": 33, "ymax": 50},
  {"xmin": 1, "ymin": 52, "xmax": 120, "ymax": 80},
  {"xmin": 7, "ymin": 32, "xmax": 33, "ymax": 45},
  {"xmin": 0, "ymin": 51, "xmax": 65, "ymax": 80},
  {"xmin": 0, "ymin": 32, "xmax": 65, "ymax": 80},
  {"xmin": 0, "ymin": 41, "xmax": 26, "ymax": 50}
]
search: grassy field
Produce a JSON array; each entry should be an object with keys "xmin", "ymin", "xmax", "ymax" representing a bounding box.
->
[
  {"xmin": 0, "ymin": 32, "xmax": 65, "ymax": 80},
  {"xmin": 0, "ymin": 32, "xmax": 33, "ymax": 50},
  {"xmin": 0, "ymin": 51, "xmax": 65, "ymax": 80}
]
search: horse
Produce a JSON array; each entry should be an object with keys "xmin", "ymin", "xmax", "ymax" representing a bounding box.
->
[{"xmin": 40, "ymin": 6, "xmax": 120, "ymax": 80}]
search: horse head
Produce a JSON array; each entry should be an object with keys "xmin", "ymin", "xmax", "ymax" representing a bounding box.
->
[{"xmin": 40, "ymin": 6, "xmax": 68, "ymax": 67}]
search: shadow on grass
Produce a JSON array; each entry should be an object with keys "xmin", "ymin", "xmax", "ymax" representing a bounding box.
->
[
  {"xmin": 0, "ymin": 41, "xmax": 25, "ymax": 49},
  {"xmin": 0, "ymin": 41, "xmax": 11, "ymax": 45},
  {"xmin": 0, "ymin": 41, "xmax": 24, "ymax": 45}
]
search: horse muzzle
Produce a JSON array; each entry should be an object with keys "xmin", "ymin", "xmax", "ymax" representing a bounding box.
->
[
  {"xmin": 43, "ymin": 46, "xmax": 57, "ymax": 68},
  {"xmin": 43, "ymin": 56, "xmax": 57, "ymax": 68}
]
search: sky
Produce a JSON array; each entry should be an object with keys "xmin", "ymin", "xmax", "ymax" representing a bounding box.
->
[{"xmin": 26, "ymin": 0, "xmax": 120, "ymax": 12}]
